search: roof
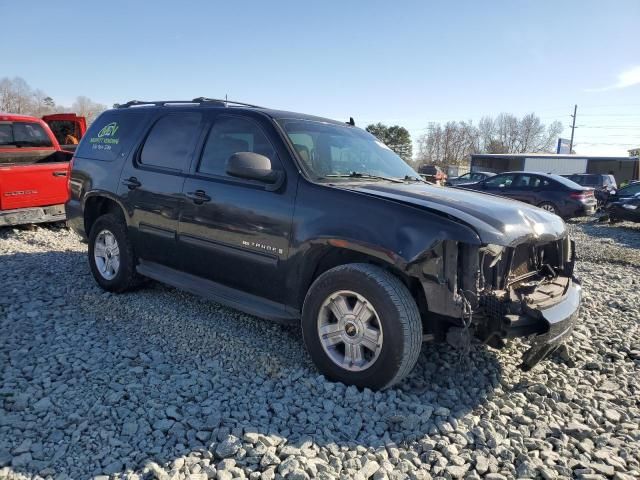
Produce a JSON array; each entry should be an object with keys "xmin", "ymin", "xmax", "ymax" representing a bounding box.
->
[
  {"xmin": 471, "ymin": 153, "xmax": 637, "ymax": 161},
  {"xmin": 113, "ymin": 99, "xmax": 349, "ymax": 126}
]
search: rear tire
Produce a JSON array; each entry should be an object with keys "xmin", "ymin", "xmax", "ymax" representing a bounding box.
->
[
  {"xmin": 301, "ymin": 263, "xmax": 422, "ymax": 390},
  {"xmin": 538, "ymin": 202, "xmax": 559, "ymax": 216},
  {"xmin": 88, "ymin": 213, "xmax": 140, "ymax": 293}
]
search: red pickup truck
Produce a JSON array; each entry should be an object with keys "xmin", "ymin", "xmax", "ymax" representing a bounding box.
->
[{"xmin": 0, "ymin": 113, "xmax": 86, "ymax": 227}]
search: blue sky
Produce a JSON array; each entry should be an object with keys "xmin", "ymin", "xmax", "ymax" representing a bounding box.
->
[{"xmin": 3, "ymin": 0, "xmax": 639, "ymax": 155}]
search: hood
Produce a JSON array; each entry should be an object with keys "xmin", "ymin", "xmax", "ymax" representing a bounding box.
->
[{"xmin": 335, "ymin": 182, "xmax": 567, "ymax": 247}]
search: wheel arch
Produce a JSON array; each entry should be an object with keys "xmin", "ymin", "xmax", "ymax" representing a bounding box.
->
[
  {"xmin": 294, "ymin": 244, "xmax": 429, "ymax": 326},
  {"xmin": 83, "ymin": 192, "xmax": 128, "ymax": 237}
]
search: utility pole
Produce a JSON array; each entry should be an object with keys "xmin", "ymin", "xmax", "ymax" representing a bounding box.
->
[{"xmin": 569, "ymin": 104, "xmax": 577, "ymax": 154}]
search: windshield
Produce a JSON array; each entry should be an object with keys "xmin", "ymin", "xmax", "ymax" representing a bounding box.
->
[
  {"xmin": 278, "ymin": 119, "xmax": 419, "ymax": 181},
  {"xmin": 0, "ymin": 122, "xmax": 53, "ymax": 148}
]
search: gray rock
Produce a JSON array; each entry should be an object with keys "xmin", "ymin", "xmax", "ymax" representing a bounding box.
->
[
  {"xmin": 590, "ymin": 463, "xmax": 615, "ymax": 476},
  {"xmin": 11, "ymin": 452, "xmax": 32, "ymax": 467},
  {"xmin": 604, "ymin": 409, "xmax": 621, "ymax": 423},
  {"xmin": 475, "ymin": 456, "xmax": 489, "ymax": 475},
  {"xmin": 153, "ymin": 418, "xmax": 174, "ymax": 432},
  {"xmin": 102, "ymin": 460, "xmax": 123, "ymax": 475},
  {"xmin": 121, "ymin": 421, "xmax": 138, "ymax": 436},
  {"xmin": 446, "ymin": 464, "xmax": 470, "ymax": 478},
  {"xmin": 32, "ymin": 397, "xmax": 53, "ymax": 411},
  {"xmin": 565, "ymin": 422, "xmax": 592, "ymax": 440},
  {"xmin": 0, "ymin": 450, "xmax": 11, "ymax": 467},
  {"xmin": 215, "ymin": 435, "xmax": 241, "ymax": 458}
]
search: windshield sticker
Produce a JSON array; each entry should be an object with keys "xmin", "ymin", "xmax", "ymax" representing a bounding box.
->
[{"xmin": 90, "ymin": 122, "xmax": 120, "ymax": 151}]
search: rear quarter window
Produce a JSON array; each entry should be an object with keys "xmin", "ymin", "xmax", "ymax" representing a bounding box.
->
[{"xmin": 75, "ymin": 110, "xmax": 152, "ymax": 161}]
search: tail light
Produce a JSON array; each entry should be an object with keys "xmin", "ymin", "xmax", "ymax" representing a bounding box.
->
[{"xmin": 570, "ymin": 190, "xmax": 593, "ymax": 201}]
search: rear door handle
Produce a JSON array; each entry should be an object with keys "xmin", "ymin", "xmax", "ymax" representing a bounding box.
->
[
  {"xmin": 186, "ymin": 190, "xmax": 211, "ymax": 204},
  {"xmin": 122, "ymin": 177, "xmax": 141, "ymax": 189},
  {"xmin": 52, "ymin": 171, "xmax": 68, "ymax": 177}
]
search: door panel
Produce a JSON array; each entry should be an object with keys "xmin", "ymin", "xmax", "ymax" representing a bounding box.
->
[
  {"xmin": 177, "ymin": 114, "xmax": 295, "ymax": 304},
  {"xmin": 117, "ymin": 169, "xmax": 186, "ymax": 268},
  {"xmin": 179, "ymin": 178, "xmax": 294, "ymax": 302},
  {"xmin": 0, "ymin": 162, "xmax": 69, "ymax": 210},
  {"xmin": 117, "ymin": 111, "xmax": 203, "ymax": 269}
]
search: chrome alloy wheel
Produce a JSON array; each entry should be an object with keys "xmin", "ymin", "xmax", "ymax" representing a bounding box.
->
[
  {"xmin": 93, "ymin": 230, "xmax": 120, "ymax": 280},
  {"xmin": 317, "ymin": 290, "xmax": 384, "ymax": 371}
]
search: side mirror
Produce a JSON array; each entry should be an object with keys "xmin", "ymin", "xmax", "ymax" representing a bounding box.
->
[{"xmin": 226, "ymin": 152, "xmax": 281, "ymax": 184}]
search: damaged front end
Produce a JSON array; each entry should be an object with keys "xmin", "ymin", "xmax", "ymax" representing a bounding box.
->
[{"xmin": 413, "ymin": 235, "xmax": 581, "ymax": 370}]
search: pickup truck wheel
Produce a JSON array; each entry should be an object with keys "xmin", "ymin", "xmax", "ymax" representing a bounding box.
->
[
  {"xmin": 88, "ymin": 214, "xmax": 139, "ymax": 293},
  {"xmin": 302, "ymin": 263, "xmax": 422, "ymax": 390}
]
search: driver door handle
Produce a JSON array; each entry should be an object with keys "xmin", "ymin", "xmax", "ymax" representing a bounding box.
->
[
  {"xmin": 122, "ymin": 177, "xmax": 141, "ymax": 189},
  {"xmin": 186, "ymin": 190, "xmax": 211, "ymax": 204}
]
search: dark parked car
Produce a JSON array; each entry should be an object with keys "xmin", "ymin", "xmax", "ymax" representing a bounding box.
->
[
  {"xmin": 606, "ymin": 194, "xmax": 640, "ymax": 223},
  {"xmin": 462, "ymin": 171, "xmax": 597, "ymax": 218},
  {"xmin": 563, "ymin": 173, "xmax": 617, "ymax": 207},
  {"xmin": 607, "ymin": 181, "xmax": 640, "ymax": 202},
  {"xmin": 605, "ymin": 182, "xmax": 640, "ymax": 223},
  {"xmin": 446, "ymin": 171, "xmax": 495, "ymax": 186},
  {"xmin": 418, "ymin": 164, "xmax": 446, "ymax": 183},
  {"xmin": 563, "ymin": 173, "xmax": 617, "ymax": 191},
  {"xmin": 67, "ymin": 99, "xmax": 581, "ymax": 389}
]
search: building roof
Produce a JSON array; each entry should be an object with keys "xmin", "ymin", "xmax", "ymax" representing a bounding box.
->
[{"xmin": 471, "ymin": 153, "xmax": 637, "ymax": 161}]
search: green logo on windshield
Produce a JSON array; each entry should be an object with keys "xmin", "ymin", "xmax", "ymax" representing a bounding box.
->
[{"xmin": 98, "ymin": 122, "xmax": 119, "ymax": 138}]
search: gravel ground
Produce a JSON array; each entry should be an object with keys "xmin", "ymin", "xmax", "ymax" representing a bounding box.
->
[{"xmin": 1, "ymin": 219, "xmax": 639, "ymax": 480}]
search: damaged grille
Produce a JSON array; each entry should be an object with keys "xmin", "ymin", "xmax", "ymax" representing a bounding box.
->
[{"xmin": 479, "ymin": 237, "xmax": 572, "ymax": 292}]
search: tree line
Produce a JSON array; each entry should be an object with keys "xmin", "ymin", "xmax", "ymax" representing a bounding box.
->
[
  {"xmin": 368, "ymin": 113, "xmax": 562, "ymax": 167},
  {"xmin": 0, "ymin": 76, "xmax": 107, "ymax": 124}
]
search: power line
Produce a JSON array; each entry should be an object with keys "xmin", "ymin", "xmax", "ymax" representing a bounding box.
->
[
  {"xmin": 578, "ymin": 113, "xmax": 640, "ymax": 117},
  {"xmin": 575, "ymin": 125, "xmax": 640, "ymax": 129}
]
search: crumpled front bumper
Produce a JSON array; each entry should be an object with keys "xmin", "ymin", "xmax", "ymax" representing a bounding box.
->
[{"xmin": 519, "ymin": 277, "xmax": 582, "ymax": 370}]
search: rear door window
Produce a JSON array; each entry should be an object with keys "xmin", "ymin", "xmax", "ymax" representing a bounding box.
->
[{"xmin": 140, "ymin": 113, "xmax": 202, "ymax": 171}]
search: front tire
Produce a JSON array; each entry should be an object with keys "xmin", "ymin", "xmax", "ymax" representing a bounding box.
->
[
  {"xmin": 301, "ymin": 263, "xmax": 422, "ymax": 390},
  {"xmin": 88, "ymin": 213, "xmax": 139, "ymax": 293}
]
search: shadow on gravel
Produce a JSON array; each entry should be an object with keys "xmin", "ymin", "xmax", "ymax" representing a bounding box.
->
[{"xmin": 1, "ymin": 249, "xmax": 503, "ymax": 478}]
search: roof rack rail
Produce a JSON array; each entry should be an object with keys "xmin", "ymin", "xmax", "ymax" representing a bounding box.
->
[
  {"xmin": 116, "ymin": 98, "xmax": 264, "ymax": 109},
  {"xmin": 192, "ymin": 97, "xmax": 264, "ymax": 108}
]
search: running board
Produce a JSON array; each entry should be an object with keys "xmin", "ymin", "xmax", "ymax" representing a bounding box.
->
[{"xmin": 136, "ymin": 260, "xmax": 299, "ymax": 324}]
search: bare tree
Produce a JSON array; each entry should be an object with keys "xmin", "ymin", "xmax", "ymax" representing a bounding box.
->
[
  {"xmin": 417, "ymin": 112, "xmax": 562, "ymax": 166},
  {"xmin": 0, "ymin": 77, "xmax": 34, "ymax": 114},
  {"xmin": 416, "ymin": 121, "xmax": 479, "ymax": 166},
  {"xmin": 71, "ymin": 96, "xmax": 107, "ymax": 124},
  {"xmin": 31, "ymin": 89, "xmax": 58, "ymax": 116},
  {"xmin": 0, "ymin": 77, "xmax": 107, "ymax": 124}
]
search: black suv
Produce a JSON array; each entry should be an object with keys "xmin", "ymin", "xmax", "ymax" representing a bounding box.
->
[{"xmin": 67, "ymin": 99, "xmax": 581, "ymax": 389}]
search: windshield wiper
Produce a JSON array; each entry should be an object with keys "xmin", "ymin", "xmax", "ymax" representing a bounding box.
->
[
  {"xmin": 323, "ymin": 172, "xmax": 405, "ymax": 183},
  {"xmin": 403, "ymin": 175, "xmax": 426, "ymax": 183}
]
